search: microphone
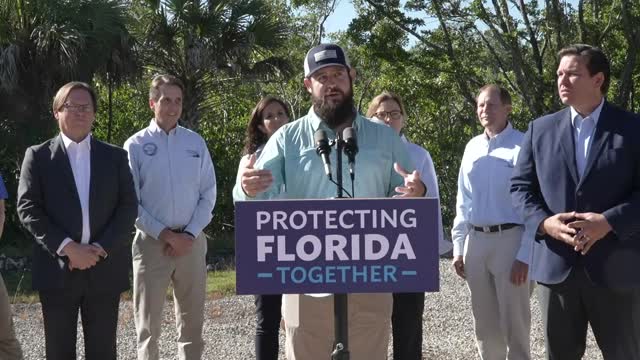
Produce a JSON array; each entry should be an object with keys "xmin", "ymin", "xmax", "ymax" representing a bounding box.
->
[
  {"xmin": 314, "ymin": 129, "xmax": 332, "ymax": 179},
  {"xmin": 342, "ymin": 127, "xmax": 358, "ymax": 180}
]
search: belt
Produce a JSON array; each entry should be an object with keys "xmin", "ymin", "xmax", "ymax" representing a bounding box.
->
[{"xmin": 472, "ymin": 223, "xmax": 520, "ymax": 233}]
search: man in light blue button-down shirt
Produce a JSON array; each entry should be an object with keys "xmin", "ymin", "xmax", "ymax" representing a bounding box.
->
[
  {"xmin": 124, "ymin": 75, "xmax": 216, "ymax": 360},
  {"xmin": 235, "ymin": 44, "xmax": 426, "ymax": 360},
  {"xmin": 451, "ymin": 85, "xmax": 532, "ymax": 360}
]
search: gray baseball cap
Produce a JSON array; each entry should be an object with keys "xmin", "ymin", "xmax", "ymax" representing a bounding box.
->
[{"xmin": 304, "ymin": 44, "xmax": 351, "ymax": 78}]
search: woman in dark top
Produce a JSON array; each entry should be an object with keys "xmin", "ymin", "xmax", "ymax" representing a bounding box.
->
[{"xmin": 236, "ymin": 96, "xmax": 290, "ymax": 359}]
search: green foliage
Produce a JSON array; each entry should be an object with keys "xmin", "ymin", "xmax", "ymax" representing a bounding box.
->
[
  {"xmin": 3, "ymin": 271, "xmax": 38, "ymax": 304},
  {"xmin": 93, "ymin": 79, "xmax": 151, "ymax": 146},
  {"xmin": 0, "ymin": 0, "xmax": 138, "ymax": 250},
  {"xmin": 130, "ymin": 0, "xmax": 292, "ymax": 130},
  {"xmin": 199, "ymin": 79, "xmax": 257, "ymax": 234},
  {"xmin": 1, "ymin": 0, "xmax": 640, "ymax": 256},
  {"xmin": 206, "ymin": 270, "xmax": 237, "ymax": 297},
  {"xmin": 340, "ymin": 0, "xmax": 640, "ymax": 231}
]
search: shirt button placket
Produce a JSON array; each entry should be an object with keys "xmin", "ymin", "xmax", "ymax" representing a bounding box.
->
[
  {"xmin": 166, "ymin": 133, "xmax": 176, "ymax": 223},
  {"xmin": 485, "ymin": 141, "xmax": 492, "ymax": 205}
]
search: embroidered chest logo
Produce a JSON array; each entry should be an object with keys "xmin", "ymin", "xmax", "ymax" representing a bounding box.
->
[
  {"xmin": 186, "ymin": 150, "xmax": 200, "ymax": 158},
  {"xmin": 143, "ymin": 143, "xmax": 158, "ymax": 156}
]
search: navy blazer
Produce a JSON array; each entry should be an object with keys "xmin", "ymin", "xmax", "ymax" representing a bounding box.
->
[
  {"xmin": 17, "ymin": 135, "xmax": 138, "ymax": 293},
  {"xmin": 511, "ymin": 102, "xmax": 640, "ymax": 288}
]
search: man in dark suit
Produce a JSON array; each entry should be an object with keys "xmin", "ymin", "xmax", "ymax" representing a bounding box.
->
[
  {"xmin": 17, "ymin": 82, "xmax": 137, "ymax": 360},
  {"xmin": 511, "ymin": 44, "xmax": 640, "ymax": 359}
]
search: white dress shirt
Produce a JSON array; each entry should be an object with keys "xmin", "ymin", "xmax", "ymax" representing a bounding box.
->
[
  {"xmin": 124, "ymin": 120, "xmax": 217, "ymax": 240},
  {"xmin": 401, "ymin": 135, "xmax": 452, "ymax": 255},
  {"xmin": 451, "ymin": 123, "xmax": 531, "ymax": 262},
  {"xmin": 57, "ymin": 133, "xmax": 92, "ymax": 255},
  {"xmin": 571, "ymin": 98, "xmax": 604, "ymax": 178}
]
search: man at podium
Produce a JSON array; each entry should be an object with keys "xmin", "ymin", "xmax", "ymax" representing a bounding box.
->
[{"xmin": 234, "ymin": 43, "xmax": 427, "ymax": 359}]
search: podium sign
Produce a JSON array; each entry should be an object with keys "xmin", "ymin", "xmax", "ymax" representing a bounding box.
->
[{"xmin": 235, "ymin": 198, "xmax": 439, "ymax": 294}]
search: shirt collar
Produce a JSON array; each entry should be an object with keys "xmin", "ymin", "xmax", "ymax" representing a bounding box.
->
[
  {"xmin": 309, "ymin": 107, "xmax": 324, "ymax": 131},
  {"xmin": 483, "ymin": 121, "xmax": 514, "ymax": 143},
  {"xmin": 148, "ymin": 119, "xmax": 179, "ymax": 136},
  {"xmin": 570, "ymin": 97, "xmax": 605, "ymax": 128},
  {"xmin": 60, "ymin": 132, "xmax": 91, "ymax": 150}
]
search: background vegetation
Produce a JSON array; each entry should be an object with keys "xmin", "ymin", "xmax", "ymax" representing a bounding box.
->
[{"xmin": 1, "ymin": 0, "xmax": 639, "ymax": 259}]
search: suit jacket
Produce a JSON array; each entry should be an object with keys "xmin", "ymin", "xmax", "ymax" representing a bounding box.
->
[
  {"xmin": 511, "ymin": 102, "xmax": 640, "ymax": 288},
  {"xmin": 17, "ymin": 135, "xmax": 137, "ymax": 293}
]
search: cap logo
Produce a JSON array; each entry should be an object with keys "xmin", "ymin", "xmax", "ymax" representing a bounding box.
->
[{"xmin": 314, "ymin": 50, "xmax": 338, "ymax": 62}]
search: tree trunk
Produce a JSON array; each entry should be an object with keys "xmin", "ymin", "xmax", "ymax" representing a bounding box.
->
[
  {"xmin": 431, "ymin": 0, "xmax": 477, "ymax": 109},
  {"xmin": 614, "ymin": 0, "xmax": 639, "ymax": 109},
  {"xmin": 181, "ymin": 78, "xmax": 202, "ymax": 131}
]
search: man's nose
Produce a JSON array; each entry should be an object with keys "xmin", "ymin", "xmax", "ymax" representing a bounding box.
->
[{"xmin": 558, "ymin": 75, "xmax": 568, "ymax": 85}]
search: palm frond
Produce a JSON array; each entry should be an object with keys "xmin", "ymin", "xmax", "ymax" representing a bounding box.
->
[
  {"xmin": 31, "ymin": 23, "xmax": 85, "ymax": 75},
  {"xmin": 0, "ymin": 44, "xmax": 21, "ymax": 92}
]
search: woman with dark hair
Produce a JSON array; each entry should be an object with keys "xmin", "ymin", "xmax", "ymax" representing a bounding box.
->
[
  {"xmin": 233, "ymin": 96, "xmax": 290, "ymax": 360},
  {"xmin": 242, "ymin": 96, "xmax": 290, "ymax": 157}
]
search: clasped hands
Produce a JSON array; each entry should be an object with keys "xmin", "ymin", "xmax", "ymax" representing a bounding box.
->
[
  {"xmin": 240, "ymin": 152, "xmax": 425, "ymax": 198},
  {"xmin": 540, "ymin": 211, "xmax": 613, "ymax": 255},
  {"xmin": 159, "ymin": 228, "xmax": 195, "ymax": 257},
  {"xmin": 64, "ymin": 242, "xmax": 107, "ymax": 271}
]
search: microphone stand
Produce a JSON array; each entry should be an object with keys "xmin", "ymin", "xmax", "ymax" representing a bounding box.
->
[
  {"xmin": 335, "ymin": 137, "xmax": 344, "ymax": 199},
  {"xmin": 331, "ymin": 136, "xmax": 350, "ymax": 360}
]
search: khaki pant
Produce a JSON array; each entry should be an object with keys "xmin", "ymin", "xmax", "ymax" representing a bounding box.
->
[
  {"xmin": 464, "ymin": 226, "xmax": 531, "ymax": 360},
  {"xmin": 0, "ymin": 274, "xmax": 22, "ymax": 359},
  {"xmin": 283, "ymin": 293, "xmax": 391, "ymax": 360},
  {"xmin": 132, "ymin": 230, "xmax": 207, "ymax": 360}
]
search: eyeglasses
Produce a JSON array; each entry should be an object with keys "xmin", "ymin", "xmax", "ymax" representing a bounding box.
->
[
  {"xmin": 373, "ymin": 110, "xmax": 402, "ymax": 121},
  {"xmin": 61, "ymin": 103, "xmax": 93, "ymax": 113}
]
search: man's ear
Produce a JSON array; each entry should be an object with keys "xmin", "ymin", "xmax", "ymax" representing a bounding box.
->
[
  {"xmin": 349, "ymin": 67, "xmax": 356, "ymax": 81},
  {"xmin": 593, "ymin": 72, "xmax": 605, "ymax": 92},
  {"xmin": 303, "ymin": 77, "xmax": 312, "ymax": 94},
  {"xmin": 149, "ymin": 98, "xmax": 155, "ymax": 110}
]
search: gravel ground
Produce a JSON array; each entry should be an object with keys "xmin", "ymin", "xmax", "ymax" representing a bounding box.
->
[{"xmin": 12, "ymin": 259, "xmax": 603, "ymax": 359}]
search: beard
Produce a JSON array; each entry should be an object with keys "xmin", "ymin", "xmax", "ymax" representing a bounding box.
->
[{"xmin": 312, "ymin": 86, "xmax": 355, "ymax": 129}]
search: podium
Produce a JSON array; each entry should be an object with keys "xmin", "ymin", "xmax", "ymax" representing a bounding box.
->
[
  {"xmin": 235, "ymin": 197, "xmax": 440, "ymax": 357},
  {"xmin": 235, "ymin": 198, "xmax": 440, "ymax": 295}
]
